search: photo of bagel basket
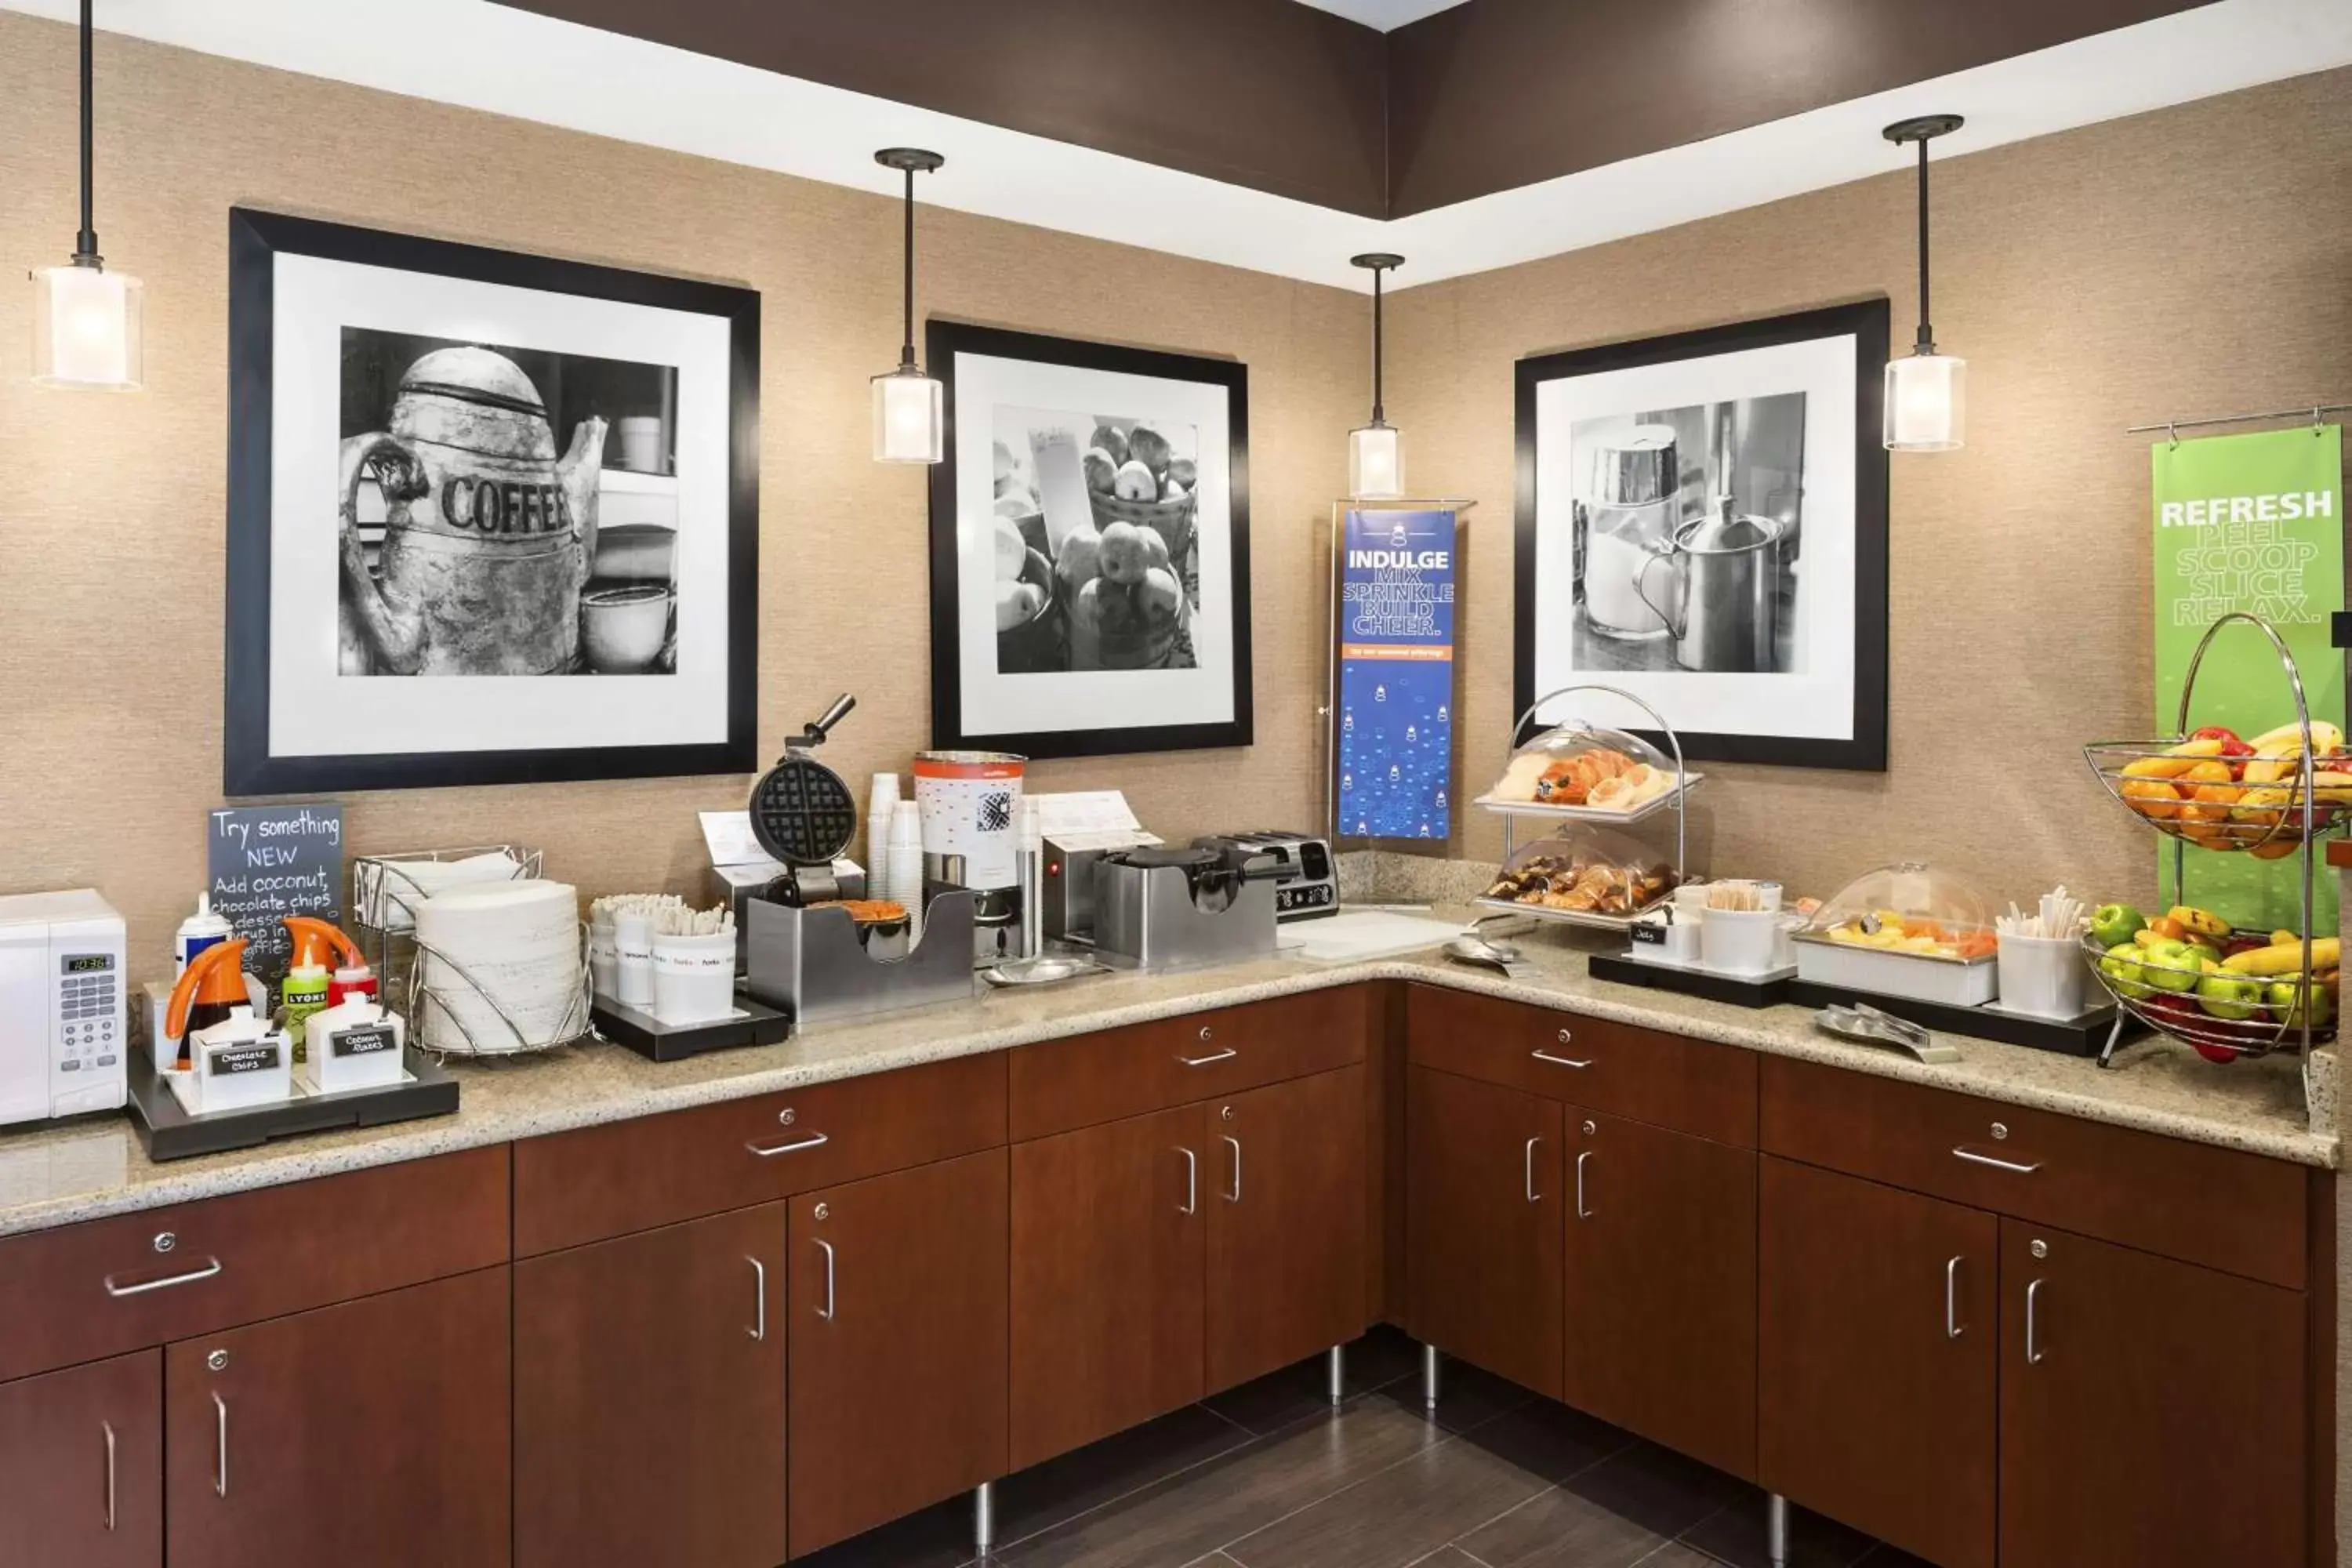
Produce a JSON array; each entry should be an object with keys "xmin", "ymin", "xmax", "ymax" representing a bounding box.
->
[{"xmin": 2081, "ymin": 612, "xmax": 2339, "ymax": 1070}]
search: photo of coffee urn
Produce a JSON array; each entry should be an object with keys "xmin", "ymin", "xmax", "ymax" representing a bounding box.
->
[{"xmin": 1575, "ymin": 425, "xmax": 1680, "ymax": 640}]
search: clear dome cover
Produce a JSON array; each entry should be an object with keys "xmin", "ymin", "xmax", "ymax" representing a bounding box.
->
[
  {"xmin": 1799, "ymin": 861, "xmax": 1997, "ymax": 962},
  {"xmin": 1484, "ymin": 721, "xmax": 1681, "ymax": 814},
  {"xmin": 1479, "ymin": 827, "xmax": 1681, "ymax": 919}
]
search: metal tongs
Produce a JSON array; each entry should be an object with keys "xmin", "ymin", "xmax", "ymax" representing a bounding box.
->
[{"xmin": 1817, "ymin": 1000, "xmax": 1962, "ymax": 1064}]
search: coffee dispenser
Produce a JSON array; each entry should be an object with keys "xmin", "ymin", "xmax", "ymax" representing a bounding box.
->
[{"xmin": 913, "ymin": 751, "xmax": 1029, "ymax": 964}]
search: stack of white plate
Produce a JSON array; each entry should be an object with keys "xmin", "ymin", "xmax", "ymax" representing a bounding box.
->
[{"xmin": 414, "ymin": 879, "xmax": 584, "ymax": 1054}]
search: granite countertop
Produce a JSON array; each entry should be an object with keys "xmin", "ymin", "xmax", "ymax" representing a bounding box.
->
[{"xmin": 0, "ymin": 914, "xmax": 2332, "ymax": 1239}]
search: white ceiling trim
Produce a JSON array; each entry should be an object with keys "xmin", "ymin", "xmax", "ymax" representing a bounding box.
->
[{"xmin": 4, "ymin": 0, "xmax": 2346, "ymax": 292}]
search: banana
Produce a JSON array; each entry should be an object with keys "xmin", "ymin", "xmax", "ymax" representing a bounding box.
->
[
  {"xmin": 2249, "ymin": 720, "xmax": 2344, "ymax": 753},
  {"xmin": 2223, "ymin": 938, "xmax": 2341, "ymax": 977},
  {"xmin": 2122, "ymin": 737, "xmax": 2223, "ymax": 779},
  {"xmin": 2167, "ymin": 906, "xmax": 2230, "ymax": 940}
]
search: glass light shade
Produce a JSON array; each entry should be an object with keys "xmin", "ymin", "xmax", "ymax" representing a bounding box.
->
[
  {"xmin": 1884, "ymin": 352, "xmax": 1965, "ymax": 452},
  {"xmin": 32, "ymin": 264, "xmax": 143, "ymax": 390},
  {"xmin": 1349, "ymin": 421, "xmax": 1403, "ymax": 499},
  {"xmin": 872, "ymin": 367, "xmax": 943, "ymax": 464}
]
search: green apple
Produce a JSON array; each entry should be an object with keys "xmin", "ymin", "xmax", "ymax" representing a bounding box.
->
[
  {"xmin": 2195, "ymin": 971, "xmax": 2265, "ymax": 1022},
  {"xmin": 2264, "ymin": 978, "xmax": 2336, "ymax": 1029},
  {"xmin": 2088, "ymin": 902, "xmax": 2143, "ymax": 949},
  {"xmin": 2100, "ymin": 941, "xmax": 2152, "ymax": 1000},
  {"xmin": 2140, "ymin": 938, "xmax": 2202, "ymax": 993},
  {"xmin": 2180, "ymin": 938, "xmax": 2222, "ymax": 969}
]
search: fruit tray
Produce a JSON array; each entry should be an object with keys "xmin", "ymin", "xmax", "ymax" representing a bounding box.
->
[
  {"xmin": 2076, "ymin": 929, "xmax": 2336, "ymax": 1061},
  {"xmin": 2083, "ymin": 720, "xmax": 2350, "ymax": 855}
]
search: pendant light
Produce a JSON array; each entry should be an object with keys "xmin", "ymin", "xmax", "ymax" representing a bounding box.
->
[
  {"xmin": 1348, "ymin": 253, "xmax": 1405, "ymax": 499},
  {"xmin": 33, "ymin": 0, "xmax": 142, "ymax": 390},
  {"xmin": 872, "ymin": 147, "xmax": 945, "ymax": 464},
  {"xmin": 1882, "ymin": 114, "xmax": 1964, "ymax": 452}
]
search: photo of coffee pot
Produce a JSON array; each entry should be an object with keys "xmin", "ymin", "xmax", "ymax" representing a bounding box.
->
[
  {"xmin": 1635, "ymin": 497, "xmax": 1785, "ymax": 673},
  {"xmin": 338, "ymin": 346, "xmax": 608, "ymax": 676},
  {"xmin": 1576, "ymin": 425, "xmax": 1681, "ymax": 641}
]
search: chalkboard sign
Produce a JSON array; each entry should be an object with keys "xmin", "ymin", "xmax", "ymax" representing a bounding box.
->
[{"xmin": 206, "ymin": 805, "xmax": 344, "ymax": 985}]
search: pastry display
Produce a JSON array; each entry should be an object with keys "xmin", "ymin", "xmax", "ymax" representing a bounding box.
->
[
  {"xmin": 1479, "ymin": 835, "xmax": 1678, "ymax": 918},
  {"xmin": 1481, "ymin": 728, "xmax": 1683, "ymax": 815}
]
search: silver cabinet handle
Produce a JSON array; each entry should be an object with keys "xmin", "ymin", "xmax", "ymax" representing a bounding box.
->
[
  {"xmin": 1523, "ymin": 1137, "xmax": 1541, "ymax": 1203},
  {"xmin": 746, "ymin": 1256, "xmax": 767, "ymax": 1341},
  {"xmin": 1530, "ymin": 1049, "xmax": 1592, "ymax": 1069},
  {"xmin": 2025, "ymin": 1278, "xmax": 2045, "ymax": 1365},
  {"xmin": 1177, "ymin": 1147, "xmax": 1198, "ymax": 1214},
  {"xmin": 746, "ymin": 1131, "xmax": 829, "ymax": 1159},
  {"xmin": 814, "ymin": 1239, "xmax": 837, "ymax": 1321},
  {"xmin": 212, "ymin": 1392, "xmax": 229, "ymax": 1498},
  {"xmin": 1178, "ymin": 1047, "xmax": 1239, "ymax": 1067},
  {"xmin": 1574, "ymin": 1150, "xmax": 1594, "ymax": 1219},
  {"xmin": 103, "ymin": 1257, "xmax": 223, "ymax": 1298},
  {"xmin": 1221, "ymin": 1134, "xmax": 1243, "ymax": 1203},
  {"xmin": 1951, "ymin": 1145, "xmax": 2042, "ymax": 1175},
  {"xmin": 103, "ymin": 1421, "xmax": 117, "ymax": 1531},
  {"xmin": 1945, "ymin": 1256, "xmax": 1965, "ymax": 1338}
]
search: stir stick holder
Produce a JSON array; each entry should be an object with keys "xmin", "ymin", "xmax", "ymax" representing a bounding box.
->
[{"xmin": 743, "ymin": 891, "xmax": 979, "ymax": 1029}]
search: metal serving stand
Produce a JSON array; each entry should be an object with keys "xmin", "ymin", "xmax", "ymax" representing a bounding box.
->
[
  {"xmin": 2082, "ymin": 612, "xmax": 2338, "ymax": 1083},
  {"xmin": 1472, "ymin": 682, "xmax": 1699, "ymax": 931}
]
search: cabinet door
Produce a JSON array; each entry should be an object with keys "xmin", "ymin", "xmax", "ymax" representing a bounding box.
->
[
  {"xmin": 0, "ymin": 1351, "xmax": 160, "ymax": 1568},
  {"xmin": 1999, "ymin": 1218, "xmax": 2304, "ymax": 1568},
  {"xmin": 1011, "ymin": 1102, "xmax": 1207, "ymax": 1469},
  {"xmin": 1405, "ymin": 1065, "xmax": 1564, "ymax": 1399},
  {"xmin": 789, "ymin": 1149, "xmax": 1009, "ymax": 1558},
  {"xmin": 514, "ymin": 1205, "xmax": 785, "ymax": 1568},
  {"xmin": 165, "ymin": 1266, "xmax": 510, "ymax": 1568},
  {"xmin": 1205, "ymin": 1065, "xmax": 1368, "ymax": 1392},
  {"xmin": 1562, "ymin": 1110, "xmax": 1757, "ymax": 1480},
  {"xmin": 1758, "ymin": 1157, "xmax": 1995, "ymax": 1568}
]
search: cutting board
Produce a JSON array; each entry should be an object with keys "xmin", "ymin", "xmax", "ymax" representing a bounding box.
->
[{"xmin": 1280, "ymin": 910, "xmax": 1468, "ymax": 964}]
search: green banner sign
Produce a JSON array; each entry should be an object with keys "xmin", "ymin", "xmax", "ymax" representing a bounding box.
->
[{"xmin": 2152, "ymin": 425, "xmax": 2345, "ymax": 932}]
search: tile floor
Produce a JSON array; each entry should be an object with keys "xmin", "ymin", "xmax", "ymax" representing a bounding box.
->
[{"xmin": 799, "ymin": 1327, "xmax": 1933, "ymax": 1568}]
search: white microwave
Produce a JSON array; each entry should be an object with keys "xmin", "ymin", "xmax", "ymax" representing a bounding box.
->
[{"xmin": 0, "ymin": 889, "xmax": 129, "ymax": 1127}]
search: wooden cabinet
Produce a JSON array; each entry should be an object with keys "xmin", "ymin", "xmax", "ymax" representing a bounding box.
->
[
  {"xmin": 1405, "ymin": 1065, "xmax": 1563, "ymax": 1399},
  {"xmin": 0, "ymin": 1351, "xmax": 160, "ymax": 1568},
  {"xmin": 1010, "ymin": 1103, "xmax": 1207, "ymax": 1468},
  {"xmin": 514, "ymin": 1206, "xmax": 786, "ymax": 1568},
  {"xmin": 163, "ymin": 1266, "xmax": 512, "ymax": 1568},
  {"xmin": 1759, "ymin": 1156, "xmax": 1996, "ymax": 1568},
  {"xmin": 1561, "ymin": 1110, "xmax": 1756, "ymax": 1480},
  {"xmin": 789, "ymin": 1149, "xmax": 1008, "ymax": 1559},
  {"xmin": 1998, "ymin": 1218, "xmax": 2305, "ymax": 1568},
  {"xmin": 1203, "ymin": 1065, "xmax": 1369, "ymax": 1392}
]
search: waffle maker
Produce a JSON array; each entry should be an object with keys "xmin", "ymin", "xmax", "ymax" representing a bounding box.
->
[{"xmin": 749, "ymin": 694, "xmax": 861, "ymax": 906}]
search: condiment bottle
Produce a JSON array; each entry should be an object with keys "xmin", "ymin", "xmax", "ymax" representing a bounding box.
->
[
  {"xmin": 174, "ymin": 892, "xmax": 232, "ymax": 977},
  {"xmin": 164, "ymin": 938, "xmax": 254, "ymax": 1072},
  {"xmin": 281, "ymin": 917, "xmax": 365, "ymax": 1062}
]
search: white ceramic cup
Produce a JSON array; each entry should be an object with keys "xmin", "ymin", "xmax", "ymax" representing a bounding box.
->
[
  {"xmin": 618, "ymin": 415, "xmax": 665, "ymax": 474},
  {"xmin": 1661, "ymin": 918, "xmax": 1702, "ymax": 964},
  {"xmin": 652, "ymin": 930, "xmax": 737, "ymax": 1024},
  {"xmin": 588, "ymin": 921, "xmax": 618, "ymax": 1000},
  {"xmin": 1996, "ymin": 931, "xmax": 2093, "ymax": 1020},
  {"xmin": 1701, "ymin": 906, "xmax": 1800, "ymax": 976}
]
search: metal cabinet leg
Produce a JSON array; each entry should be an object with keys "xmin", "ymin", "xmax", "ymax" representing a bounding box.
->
[
  {"xmin": 1766, "ymin": 1492, "xmax": 1789, "ymax": 1568},
  {"xmin": 1326, "ymin": 1343, "xmax": 1346, "ymax": 1406},
  {"xmin": 1421, "ymin": 1343, "xmax": 1441, "ymax": 1411},
  {"xmin": 975, "ymin": 1480, "xmax": 997, "ymax": 1557}
]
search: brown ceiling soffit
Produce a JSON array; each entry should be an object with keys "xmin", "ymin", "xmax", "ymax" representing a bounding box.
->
[
  {"xmin": 1383, "ymin": 0, "xmax": 2217, "ymax": 218},
  {"xmin": 492, "ymin": 0, "xmax": 1390, "ymax": 218}
]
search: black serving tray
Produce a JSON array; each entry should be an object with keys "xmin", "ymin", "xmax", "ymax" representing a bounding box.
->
[
  {"xmin": 1588, "ymin": 951, "xmax": 1794, "ymax": 1008},
  {"xmin": 127, "ymin": 1040, "xmax": 459, "ymax": 1161},
  {"xmin": 592, "ymin": 993, "xmax": 793, "ymax": 1062},
  {"xmin": 1784, "ymin": 980, "xmax": 2129, "ymax": 1058}
]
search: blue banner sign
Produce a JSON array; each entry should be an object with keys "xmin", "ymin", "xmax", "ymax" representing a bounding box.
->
[{"xmin": 1336, "ymin": 508, "xmax": 1457, "ymax": 840}]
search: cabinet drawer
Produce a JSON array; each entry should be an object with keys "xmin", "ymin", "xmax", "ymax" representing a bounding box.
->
[
  {"xmin": 1406, "ymin": 985, "xmax": 1755, "ymax": 1147},
  {"xmin": 1759, "ymin": 1055, "xmax": 2306, "ymax": 1288},
  {"xmin": 0, "ymin": 1145, "xmax": 509, "ymax": 1384},
  {"xmin": 1009, "ymin": 989, "xmax": 1368, "ymax": 1142},
  {"xmin": 514, "ymin": 1051, "xmax": 1006, "ymax": 1255}
]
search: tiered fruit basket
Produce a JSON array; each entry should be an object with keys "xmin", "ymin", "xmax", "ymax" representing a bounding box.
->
[{"xmin": 2079, "ymin": 612, "xmax": 2339, "ymax": 1066}]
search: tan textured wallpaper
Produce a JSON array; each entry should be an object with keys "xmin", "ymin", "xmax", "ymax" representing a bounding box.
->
[
  {"xmin": 0, "ymin": 15, "xmax": 1366, "ymax": 964},
  {"xmin": 1388, "ymin": 68, "xmax": 2352, "ymax": 909}
]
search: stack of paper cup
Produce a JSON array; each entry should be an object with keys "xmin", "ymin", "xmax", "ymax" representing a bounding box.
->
[
  {"xmin": 868, "ymin": 773, "xmax": 901, "ymax": 906},
  {"xmin": 887, "ymin": 800, "xmax": 927, "ymax": 944}
]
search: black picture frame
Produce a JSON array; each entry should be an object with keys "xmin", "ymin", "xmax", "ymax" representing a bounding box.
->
[
  {"xmin": 926, "ymin": 321, "xmax": 1254, "ymax": 760},
  {"xmin": 223, "ymin": 207, "xmax": 760, "ymax": 796},
  {"xmin": 1512, "ymin": 299, "xmax": 1890, "ymax": 771}
]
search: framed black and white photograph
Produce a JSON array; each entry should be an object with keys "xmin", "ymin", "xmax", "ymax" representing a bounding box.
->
[
  {"xmin": 927, "ymin": 321, "xmax": 1252, "ymax": 759},
  {"xmin": 224, "ymin": 208, "xmax": 759, "ymax": 795},
  {"xmin": 1514, "ymin": 299, "xmax": 1889, "ymax": 770}
]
